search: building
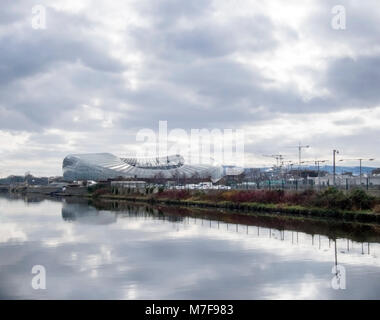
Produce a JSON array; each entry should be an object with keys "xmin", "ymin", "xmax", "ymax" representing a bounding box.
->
[
  {"xmin": 111, "ymin": 181, "xmax": 148, "ymax": 195},
  {"xmin": 309, "ymin": 174, "xmax": 380, "ymax": 187},
  {"xmin": 63, "ymin": 153, "xmax": 224, "ymax": 182}
]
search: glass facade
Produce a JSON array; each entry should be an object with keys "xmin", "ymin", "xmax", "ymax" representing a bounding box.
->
[{"xmin": 62, "ymin": 153, "xmax": 224, "ymax": 182}]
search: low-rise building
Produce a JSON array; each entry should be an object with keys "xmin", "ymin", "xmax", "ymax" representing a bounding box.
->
[
  {"xmin": 111, "ymin": 181, "xmax": 149, "ymax": 195},
  {"xmin": 309, "ymin": 174, "xmax": 380, "ymax": 188}
]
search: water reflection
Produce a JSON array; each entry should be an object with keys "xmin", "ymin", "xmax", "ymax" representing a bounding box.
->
[
  {"xmin": 62, "ymin": 203, "xmax": 117, "ymax": 225},
  {"xmin": 1, "ymin": 194, "xmax": 380, "ymax": 299}
]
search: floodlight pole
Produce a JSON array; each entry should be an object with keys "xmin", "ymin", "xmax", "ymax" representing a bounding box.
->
[
  {"xmin": 315, "ymin": 160, "xmax": 325, "ymax": 189},
  {"xmin": 298, "ymin": 143, "xmax": 310, "ymax": 166},
  {"xmin": 339, "ymin": 158, "xmax": 375, "ymax": 188},
  {"xmin": 333, "ymin": 150, "xmax": 339, "ymax": 186}
]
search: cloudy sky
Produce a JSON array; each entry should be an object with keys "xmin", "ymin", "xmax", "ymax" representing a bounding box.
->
[{"xmin": 1, "ymin": 0, "xmax": 380, "ymax": 176}]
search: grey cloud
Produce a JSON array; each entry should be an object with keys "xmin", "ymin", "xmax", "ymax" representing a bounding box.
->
[
  {"xmin": 0, "ymin": 5, "xmax": 128, "ymax": 132},
  {"xmin": 0, "ymin": 10, "xmax": 125, "ymax": 86},
  {"xmin": 136, "ymin": 0, "xmax": 214, "ymax": 28},
  {"xmin": 131, "ymin": 14, "xmax": 279, "ymax": 61},
  {"xmin": 333, "ymin": 117, "xmax": 365, "ymax": 126},
  {"xmin": 1, "ymin": 0, "xmax": 380, "ymax": 174},
  {"xmin": 0, "ymin": 0, "xmax": 31, "ymax": 25},
  {"xmin": 324, "ymin": 56, "xmax": 380, "ymax": 106},
  {"xmin": 28, "ymin": 132, "xmax": 66, "ymax": 145},
  {"xmin": 0, "ymin": 0, "xmax": 343, "ymax": 137},
  {"xmin": 307, "ymin": 0, "xmax": 380, "ymax": 49}
]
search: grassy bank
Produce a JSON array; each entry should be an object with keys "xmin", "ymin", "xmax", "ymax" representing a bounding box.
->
[
  {"xmin": 91, "ymin": 187, "xmax": 380, "ymax": 224},
  {"xmin": 89, "ymin": 199, "xmax": 380, "ymax": 243}
]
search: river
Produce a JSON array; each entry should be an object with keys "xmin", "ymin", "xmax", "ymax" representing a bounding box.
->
[{"xmin": 1, "ymin": 193, "xmax": 380, "ymax": 299}]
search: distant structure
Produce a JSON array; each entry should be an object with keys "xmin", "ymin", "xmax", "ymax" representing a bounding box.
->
[{"xmin": 62, "ymin": 153, "xmax": 224, "ymax": 182}]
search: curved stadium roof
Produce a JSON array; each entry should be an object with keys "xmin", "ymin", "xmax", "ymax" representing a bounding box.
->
[{"xmin": 63, "ymin": 153, "xmax": 224, "ymax": 182}]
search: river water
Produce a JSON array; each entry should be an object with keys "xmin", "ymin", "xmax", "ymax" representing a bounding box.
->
[{"xmin": 1, "ymin": 193, "xmax": 380, "ymax": 299}]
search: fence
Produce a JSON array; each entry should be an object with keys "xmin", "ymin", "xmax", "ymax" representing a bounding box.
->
[{"xmin": 229, "ymin": 179, "xmax": 380, "ymax": 196}]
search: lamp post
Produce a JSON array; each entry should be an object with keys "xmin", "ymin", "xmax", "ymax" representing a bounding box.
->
[
  {"xmin": 298, "ymin": 144, "xmax": 309, "ymax": 179},
  {"xmin": 282, "ymin": 160, "xmax": 293, "ymax": 189},
  {"xmin": 292, "ymin": 142, "xmax": 310, "ymax": 166},
  {"xmin": 339, "ymin": 158, "xmax": 375, "ymax": 187},
  {"xmin": 286, "ymin": 143, "xmax": 310, "ymax": 178},
  {"xmin": 301, "ymin": 159, "xmax": 328, "ymax": 189},
  {"xmin": 315, "ymin": 160, "xmax": 328, "ymax": 189},
  {"xmin": 333, "ymin": 150, "xmax": 339, "ymax": 186}
]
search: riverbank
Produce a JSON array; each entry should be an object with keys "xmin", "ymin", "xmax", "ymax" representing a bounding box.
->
[
  {"xmin": 8, "ymin": 186, "xmax": 380, "ymax": 224},
  {"xmin": 94, "ymin": 192, "xmax": 380, "ymax": 224},
  {"xmin": 85, "ymin": 198, "xmax": 380, "ymax": 243},
  {"xmin": 4, "ymin": 192, "xmax": 379, "ymax": 241}
]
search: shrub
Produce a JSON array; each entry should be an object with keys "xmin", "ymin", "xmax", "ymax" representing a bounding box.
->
[
  {"xmin": 349, "ymin": 189, "xmax": 375, "ymax": 210},
  {"xmin": 156, "ymin": 189, "xmax": 191, "ymax": 200},
  {"xmin": 314, "ymin": 187, "xmax": 352, "ymax": 210},
  {"xmin": 217, "ymin": 190, "xmax": 287, "ymax": 204}
]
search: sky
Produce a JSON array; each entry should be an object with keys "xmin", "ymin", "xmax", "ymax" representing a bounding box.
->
[{"xmin": 1, "ymin": 0, "xmax": 380, "ymax": 176}]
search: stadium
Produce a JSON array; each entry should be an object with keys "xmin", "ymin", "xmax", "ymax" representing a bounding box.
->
[{"xmin": 62, "ymin": 153, "xmax": 225, "ymax": 182}]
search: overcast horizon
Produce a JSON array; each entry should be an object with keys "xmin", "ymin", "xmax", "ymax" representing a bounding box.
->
[{"xmin": 1, "ymin": 0, "xmax": 380, "ymax": 177}]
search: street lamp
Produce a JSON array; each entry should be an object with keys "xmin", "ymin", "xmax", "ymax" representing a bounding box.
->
[
  {"xmin": 297, "ymin": 143, "xmax": 310, "ymax": 166},
  {"xmin": 282, "ymin": 160, "xmax": 293, "ymax": 171},
  {"xmin": 339, "ymin": 158, "xmax": 375, "ymax": 186},
  {"xmin": 301, "ymin": 159, "xmax": 328, "ymax": 189},
  {"xmin": 281, "ymin": 160, "xmax": 294, "ymax": 187},
  {"xmin": 285, "ymin": 143, "xmax": 310, "ymax": 177},
  {"xmin": 333, "ymin": 150, "xmax": 340, "ymax": 186},
  {"xmin": 315, "ymin": 160, "xmax": 328, "ymax": 189}
]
